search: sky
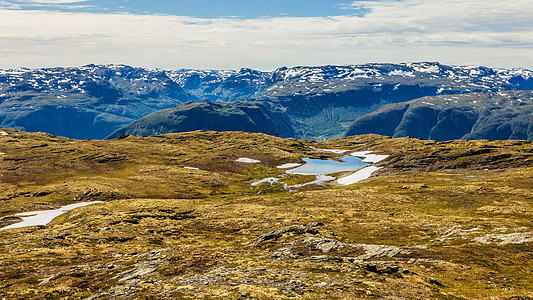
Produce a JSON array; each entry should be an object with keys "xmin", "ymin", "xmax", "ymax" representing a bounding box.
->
[{"xmin": 0, "ymin": 0, "xmax": 532, "ymax": 70}]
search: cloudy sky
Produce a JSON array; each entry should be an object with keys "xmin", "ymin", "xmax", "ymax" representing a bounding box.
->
[{"xmin": 1, "ymin": 0, "xmax": 532, "ymax": 70}]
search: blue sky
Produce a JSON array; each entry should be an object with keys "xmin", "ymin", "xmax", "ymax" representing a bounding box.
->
[
  {"xmin": 0, "ymin": 0, "xmax": 532, "ymax": 70},
  {"xmin": 10, "ymin": 0, "xmax": 368, "ymax": 18}
]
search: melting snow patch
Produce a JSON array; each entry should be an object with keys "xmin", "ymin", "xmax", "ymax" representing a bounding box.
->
[
  {"xmin": 252, "ymin": 177, "xmax": 281, "ymax": 187},
  {"xmin": 337, "ymin": 166, "xmax": 382, "ymax": 186},
  {"xmin": 351, "ymin": 151, "xmax": 373, "ymax": 156},
  {"xmin": 236, "ymin": 158, "xmax": 260, "ymax": 163},
  {"xmin": 350, "ymin": 151, "xmax": 389, "ymax": 163},
  {"xmin": 253, "ymin": 175, "xmax": 335, "ymax": 190},
  {"xmin": 0, "ymin": 131, "xmax": 8, "ymax": 136},
  {"xmin": 277, "ymin": 163, "xmax": 303, "ymax": 169},
  {"xmin": 184, "ymin": 167, "xmax": 199, "ymax": 170},
  {"xmin": 0, "ymin": 201, "xmax": 103, "ymax": 231}
]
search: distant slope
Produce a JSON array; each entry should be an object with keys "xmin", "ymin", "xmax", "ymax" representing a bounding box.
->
[
  {"xmin": 345, "ymin": 90, "xmax": 533, "ymax": 141},
  {"xmin": 0, "ymin": 65, "xmax": 193, "ymax": 139},
  {"xmin": 107, "ymin": 100, "xmax": 295, "ymax": 139}
]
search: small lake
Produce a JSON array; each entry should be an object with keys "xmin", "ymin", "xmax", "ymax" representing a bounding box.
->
[{"xmin": 286, "ymin": 156, "xmax": 369, "ymax": 175}]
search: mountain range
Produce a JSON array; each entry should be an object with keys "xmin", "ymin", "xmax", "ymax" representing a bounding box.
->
[
  {"xmin": 0, "ymin": 65, "xmax": 192, "ymax": 139},
  {"xmin": 1, "ymin": 62, "xmax": 532, "ymax": 141},
  {"xmin": 346, "ymin": 90, "xmax": 533, "ymax": 141}
]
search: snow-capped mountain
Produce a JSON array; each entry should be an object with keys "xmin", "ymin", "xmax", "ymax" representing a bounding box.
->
[
  {"xmin": 110, "ymin": 63, "xmax": 533, "ymax": 141},
  {"xmin": 2, "ymin": 62, "xmax": 531, "ymax": 105},
  {"xmin": 0, "ymin": 64, "xmax": 188, "ymax": 99},
  {"xmin": 0, "ymin": 62, "xmax": 532, "ymax": 140},
  {"xmin": 271, "ymin": 62, "xmax": 532, "ymax": 85},
  {"xmin": 166, "ymin": 68, "xmax": 273, "ymax": 102},
  {"xmin": 0, "ymin": 65, "xmax": 192, "ymax": 139},
  {"xmin": 166, "ymin": 62, "xmax": 533, "ymax": 102}
]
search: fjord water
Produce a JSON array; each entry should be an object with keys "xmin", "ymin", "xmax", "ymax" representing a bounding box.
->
[{"xmin": 286, "ymin": 156, "xmax": 368, "ymax": 175}]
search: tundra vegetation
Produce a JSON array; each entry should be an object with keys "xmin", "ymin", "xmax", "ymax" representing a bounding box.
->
[{"xmin": 0, "ymin": 128, "xmax": 532, "ymax": 299}]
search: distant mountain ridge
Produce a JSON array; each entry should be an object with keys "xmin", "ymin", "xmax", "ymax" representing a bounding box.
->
[
  {"xmin": 0, "ymin": 65, "xmax": 193, "ymax": 139},
  {"xmin": 171, "ymin": 62, "xmax": 533, "ymax": 101},
  {"xmin": 346, "ymin": 90, "xmax": 533, "ymax": 141},
  {"xmin": 109, "ymin": 62, "xmax": 533, "ymax": 140},
  {"xmin": 167, "ymin": 68, "xmax": 272, "ymax": 102},
  {"xmin": 1, "ymin": 62, "xmax": 532, "ymax": 140}
]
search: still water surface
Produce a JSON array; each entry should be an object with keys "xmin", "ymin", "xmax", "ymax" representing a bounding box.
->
[{"xmin": 286, "ymin": 156, "xmax": 368, "ymax": 175}]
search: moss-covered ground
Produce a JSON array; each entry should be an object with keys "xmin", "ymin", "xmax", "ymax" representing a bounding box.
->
[{"xmin": 0, "ymin": 129, "xmax": 532, "ymax": 299}]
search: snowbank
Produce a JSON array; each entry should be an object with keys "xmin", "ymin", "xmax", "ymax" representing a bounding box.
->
[
  {"xmin": 236, "ymin": 158, "xmax": 260, "ymax": 163},
  {"xmin": 184, "ymin": 166, "xmax": 200, "ymax": 170},
  {"xmin": 1, "ymin": 201, "xmax": 103, "ymax": 231},
  {"xmin": 277, "ymin": 163, "xmax": 302, "ymax": 169},
  {"xmin": 337, "ymin": 166, "xmax": 382, "ymax": 186},
  {"xmin": 351, "ymin": 151, "xmax": 389, "ymax": 163}
]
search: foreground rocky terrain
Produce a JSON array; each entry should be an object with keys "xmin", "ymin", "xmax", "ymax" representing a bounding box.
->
[{"xmin": 0, "ymin": 128, "xmax": 532, "ymax": 299}]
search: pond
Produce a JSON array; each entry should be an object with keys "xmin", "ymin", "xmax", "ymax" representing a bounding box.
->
[
  {"xmin": 286, "ymin": 156, "xmax": 369, "ymax": 175},
  {"xmin": 251, "ymin": 150, "xmax": 389, "ymax": 191}
]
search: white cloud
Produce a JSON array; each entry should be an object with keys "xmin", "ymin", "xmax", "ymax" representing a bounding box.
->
[
  {"xmin": 0, "ymin": 1, "xmax": 20, "ymax": 8},
  {"xmin": 0, "ymin": 0, "xmax": 532, "ymax": 70}
]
